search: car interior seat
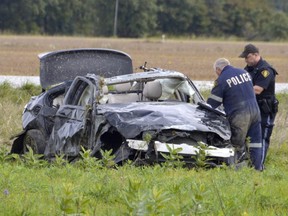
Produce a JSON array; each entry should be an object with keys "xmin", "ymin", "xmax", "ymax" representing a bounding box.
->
[
  {"xmin": 143, "ymin": 80, "xmax": 162, "ymax": 101},
  {"xmin": 107, "ymin": 82, "xmax": 139, "ymax": 103}
]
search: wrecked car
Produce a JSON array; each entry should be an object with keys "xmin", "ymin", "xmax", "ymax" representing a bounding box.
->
[
  {"xmin": 11, "ymin": 48, "xmax": 133, "ymax": 154},
  {"xmin": 11, "ymin": 48, "xmax": 235, "ymax": 167}
]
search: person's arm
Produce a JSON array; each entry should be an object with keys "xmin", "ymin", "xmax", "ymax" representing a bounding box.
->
[
  {"xmin": 207, "ymin": 80, "xmax": 223, "ymax": 109},
  {"xmin": 253, "ymin": 85, "xmax": 264, "ymax": 95},
  {"xmin": 207, "ymin": 94, "xmax": 222, "ymax": 108}
]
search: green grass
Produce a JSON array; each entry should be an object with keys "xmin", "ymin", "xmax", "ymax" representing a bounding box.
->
[
  {"xmin": 1, "ymin": 158, "xmax": 288, "ymax": 215},
  {"xmin": 0, "ymin": 83, "xmax": 288, "ymax": 215},
  {"xmin": 0, "ymin": 82, "xmax": 42, "ymax": 146}
]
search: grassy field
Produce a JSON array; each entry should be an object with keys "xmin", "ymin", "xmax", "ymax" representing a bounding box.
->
[
  {"xmin": 0, "ymin": 85, "xmax": 287, "ymax": 215},
  {"xmin": 0, "ymin": 36, "xmax": 288, "ymax": 215},
  {"xmin": 0, "ymin": 35, "xmax": 287, "ymax": 82}
]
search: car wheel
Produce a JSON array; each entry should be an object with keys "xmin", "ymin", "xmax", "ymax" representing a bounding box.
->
[{"xmin": 23, "ymin": 129, "xmax": 46, "ymax": 154}]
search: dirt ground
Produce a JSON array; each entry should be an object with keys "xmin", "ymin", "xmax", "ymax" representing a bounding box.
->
[{"xmin": 0, "ymin": 35, "xmax": 287, "ymax": 82}]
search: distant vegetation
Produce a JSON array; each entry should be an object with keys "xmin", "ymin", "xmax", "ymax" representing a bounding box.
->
[{"xmin": 1, "ymin": 0, "xmax": 288, "ymax": 40}]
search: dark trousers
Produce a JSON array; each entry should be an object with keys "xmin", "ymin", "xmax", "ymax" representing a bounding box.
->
[
  {"xmin": 261, "ymin": 111, "xmax": 277, "ymax": 165},
  {"xmin": 229, "ymin": 109, "xmax": 263, "ymax": 170}
]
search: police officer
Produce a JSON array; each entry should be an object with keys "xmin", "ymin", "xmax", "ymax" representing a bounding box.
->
[
  {"xmin": 239, "ymin": 44, "xmax": 278, "ymax": 167},
  {"xmin": 207, "ymin": 58, "xmax": 263, "ymax": 170}
]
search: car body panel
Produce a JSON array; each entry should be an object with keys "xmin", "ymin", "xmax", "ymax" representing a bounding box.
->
[
  {"xmin": 100, "ymin": 102, "xmax": 230, "ymax": 140},
  {"xmin": 45, "ymin": 76, "xmax": 100, "ymax": 156},
  {"xmin": 127, "ymin": 139, "xmax": 234, "ymax": 158},
  {"xmin": 21, "ymin": 82, "xmax": 69, "ymax": 130},
  {"xmin": 39, "ymin": 48, "xmax": 133, "ymax": 90}
]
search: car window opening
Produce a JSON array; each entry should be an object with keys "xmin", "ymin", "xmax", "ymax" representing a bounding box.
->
[
  {"xmin": 78, "ymin": 85, "xmax": 93, "ymax": 106},
  {"xmin": 104, "ymin": 78, "xmax": 197, "ymax": 104}
]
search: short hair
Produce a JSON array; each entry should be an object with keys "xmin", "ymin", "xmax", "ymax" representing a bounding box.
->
[{"xmin": 213, "ymin": 58, "xmax": 230, "ymax": 71}]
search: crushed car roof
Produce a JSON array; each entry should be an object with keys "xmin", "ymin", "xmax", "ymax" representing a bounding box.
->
[
  {"xmin": 39, "ymin": 48, "xmax": 133, "ymax": 90},
  {"xmin": 105, "ymin": 69, "xmax": 188, "ymax": 84}
]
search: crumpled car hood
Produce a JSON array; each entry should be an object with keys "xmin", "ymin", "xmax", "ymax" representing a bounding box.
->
[
  {"xmin": 39, "ymin": 48, "xmax": 133, "ymax": 90},
  {"xmin": 99, "ymin": 102, "xmax": 231, "ymax": 140}
]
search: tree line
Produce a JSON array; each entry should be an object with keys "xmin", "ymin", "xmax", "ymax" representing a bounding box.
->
[{"xmin": 1, "ymin": 0, "xmax": 288, "ymax": 41}]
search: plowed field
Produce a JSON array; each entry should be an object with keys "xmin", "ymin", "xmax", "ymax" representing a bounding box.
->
[{"xmin": 0, "ymin": 35, "xmax": 287, "ymax": 82}]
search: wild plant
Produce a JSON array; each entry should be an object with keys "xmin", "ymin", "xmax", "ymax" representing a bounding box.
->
[
  {"xmin": 21, "ymin": 146, "xmax": 47, "ymax": 168},
  {"xmin": 51, "ymin": 154, "xmax": 68, "ymax": 167},
  {"xmin": 123, "ymin": 178, "xmax": 171, "ymax": 215},
  {"xmin": 188, "ymin": 182, "xmax": 210, "ymax": 215},
  {"xmin": 123, "ymin": 178, "xmax": 147, "ymax": 215},
  {"xmin": 59, "ymin": 183, "xmax": 89, "ymax": 215},
  {"xmin": 0, "ymin": 146, "xmax": 12, "ymax": 162},
  {"xmin": 99, "ymin": 149, "xmax": 116, "ymax": 168},
  {"xmin": 75, "ymin": 146, "xmax": 101, "ymax": 170},
  {"xmin": 145, "ymin": 186, "xmax": 172, "ymax": 215},
  {"xmin": 143, "ymin": 132, "xmax": 152, "ymax": 143},
  {"xmin": 75, "ymin": 146, "xmax": 115, "ymax": 169},
  {"xmin": 160, "ymin": 144, "xmax": 185, "ymax": 168},
  {"xmin": 3, "ymin": 146, "xmax": 46, "ymax": 167},
  {"xmin": 191, "ymin": 142, "xmax": 212, "ymax": 169}
]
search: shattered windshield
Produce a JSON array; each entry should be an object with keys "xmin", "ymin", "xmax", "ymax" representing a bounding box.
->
[{"xmin": 158, "ymin": 78, "xmax": 195, "ymax": 101}]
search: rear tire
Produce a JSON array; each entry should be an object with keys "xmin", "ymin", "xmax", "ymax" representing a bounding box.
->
[{"xmin": 23, "ymin": 129, "xmax": 46, "ymax": 154}]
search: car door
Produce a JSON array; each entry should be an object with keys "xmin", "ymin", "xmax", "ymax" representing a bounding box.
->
[{"xmin": 45, "ymin": 76, "xmax": 99, "ymax": 157}]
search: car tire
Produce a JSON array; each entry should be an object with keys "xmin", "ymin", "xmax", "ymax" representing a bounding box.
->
[{"xmin": 23, "ymin": 129, "xmax": 46, "ymax": 154}]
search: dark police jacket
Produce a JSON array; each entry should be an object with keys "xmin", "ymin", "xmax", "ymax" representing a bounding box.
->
[
  {"xmin": 207, "ymin": 65, "xmax": 259, "ymax": 116},
  {"xmin": 245, "ymin": 58, "xmax": 278, "ymax": 114}
]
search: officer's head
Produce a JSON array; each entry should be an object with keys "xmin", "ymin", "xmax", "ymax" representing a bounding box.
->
[
  {"xmin": 239, "ymin": 44, "xmax": 260, "ymax": 66},
  {"xmin": 213, "ymin": 58, "xmax": 230, "ymax": 76}
]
